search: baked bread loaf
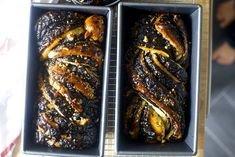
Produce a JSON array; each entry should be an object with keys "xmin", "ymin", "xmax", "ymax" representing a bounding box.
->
[
  {"xmin": 124, "ymin": 14, "xmax": 189, "ymax": 143},
  {"xmin": 34, "ymin": 11, "xmax": 105, "ymax": 150}
]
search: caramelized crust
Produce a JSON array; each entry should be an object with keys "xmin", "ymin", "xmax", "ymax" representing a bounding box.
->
[{"xmin": 85, "ymin": 15, "xmax": 105, "ymax": 42}]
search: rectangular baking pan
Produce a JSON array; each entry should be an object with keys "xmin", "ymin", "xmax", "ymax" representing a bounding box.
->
[
  {"xmin": 115, "ymin": 2, "xmax": 201, "ymax": 156},
  {"xmin": 23, "ymin": 3, "xmax": 112, "ymax": 157}
]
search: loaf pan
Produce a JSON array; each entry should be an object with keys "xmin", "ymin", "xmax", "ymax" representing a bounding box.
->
[
  {"xmin": 115, "ymin": 2, "xmax": 201, "ymax": 156},
  {"xmin": 23, "ymin": 3, "xmax": 112, "ymax": 157}
]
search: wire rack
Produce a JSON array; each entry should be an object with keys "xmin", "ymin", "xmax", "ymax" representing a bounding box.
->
[{"xmin": 104, "ymin": 6, "xmax": 118, "ymax": 156}]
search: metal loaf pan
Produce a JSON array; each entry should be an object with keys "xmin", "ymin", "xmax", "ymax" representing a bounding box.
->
[
  {"xmin": 115, "ymin": 2, "xmax": 201, "ymax": 156},
  {"xmin": 23, "ymin": 3, "xmax": 112, "ymax": 157}
]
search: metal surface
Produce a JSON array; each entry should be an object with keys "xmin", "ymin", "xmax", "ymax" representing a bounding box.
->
[
  {"xmin": 104, "ymin": 0, "xmax": 120, "ymax": 7},
  {"xmin": 59, "ymin": 0, "xmax": 120, "ymax": 7},
  {"xmin": 23, "ymin": 3, "xmax": 112, "ymax": 157},
  {"xmin": 115, "ymin": 2, "xmax": 202, "ymax": 156}
]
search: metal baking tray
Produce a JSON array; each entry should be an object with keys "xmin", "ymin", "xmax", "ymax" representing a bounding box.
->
[
  {"xmin": 60, "ymin": 0, "xmax": 120, "ymax": 6},
  {"xmin": 115, "ymin": 2, "xmax": 201, "ymax": 156},
  {"xmin": 23, "ymin": 3, "xmax": 112, "ymax": 157}
]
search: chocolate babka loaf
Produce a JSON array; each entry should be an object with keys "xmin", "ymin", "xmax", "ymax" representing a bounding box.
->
[
  {"xmin": 34, "ymin": 11, "xmax": 105, "ymax": 150},
  {"xmin": 124, "ymin": 14, "xmax": 189, "ymax": 143}
]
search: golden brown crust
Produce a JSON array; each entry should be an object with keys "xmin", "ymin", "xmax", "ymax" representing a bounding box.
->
[{"xmin": 85, "ymin": 15, "xmax": 105, "ymax": 42}]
